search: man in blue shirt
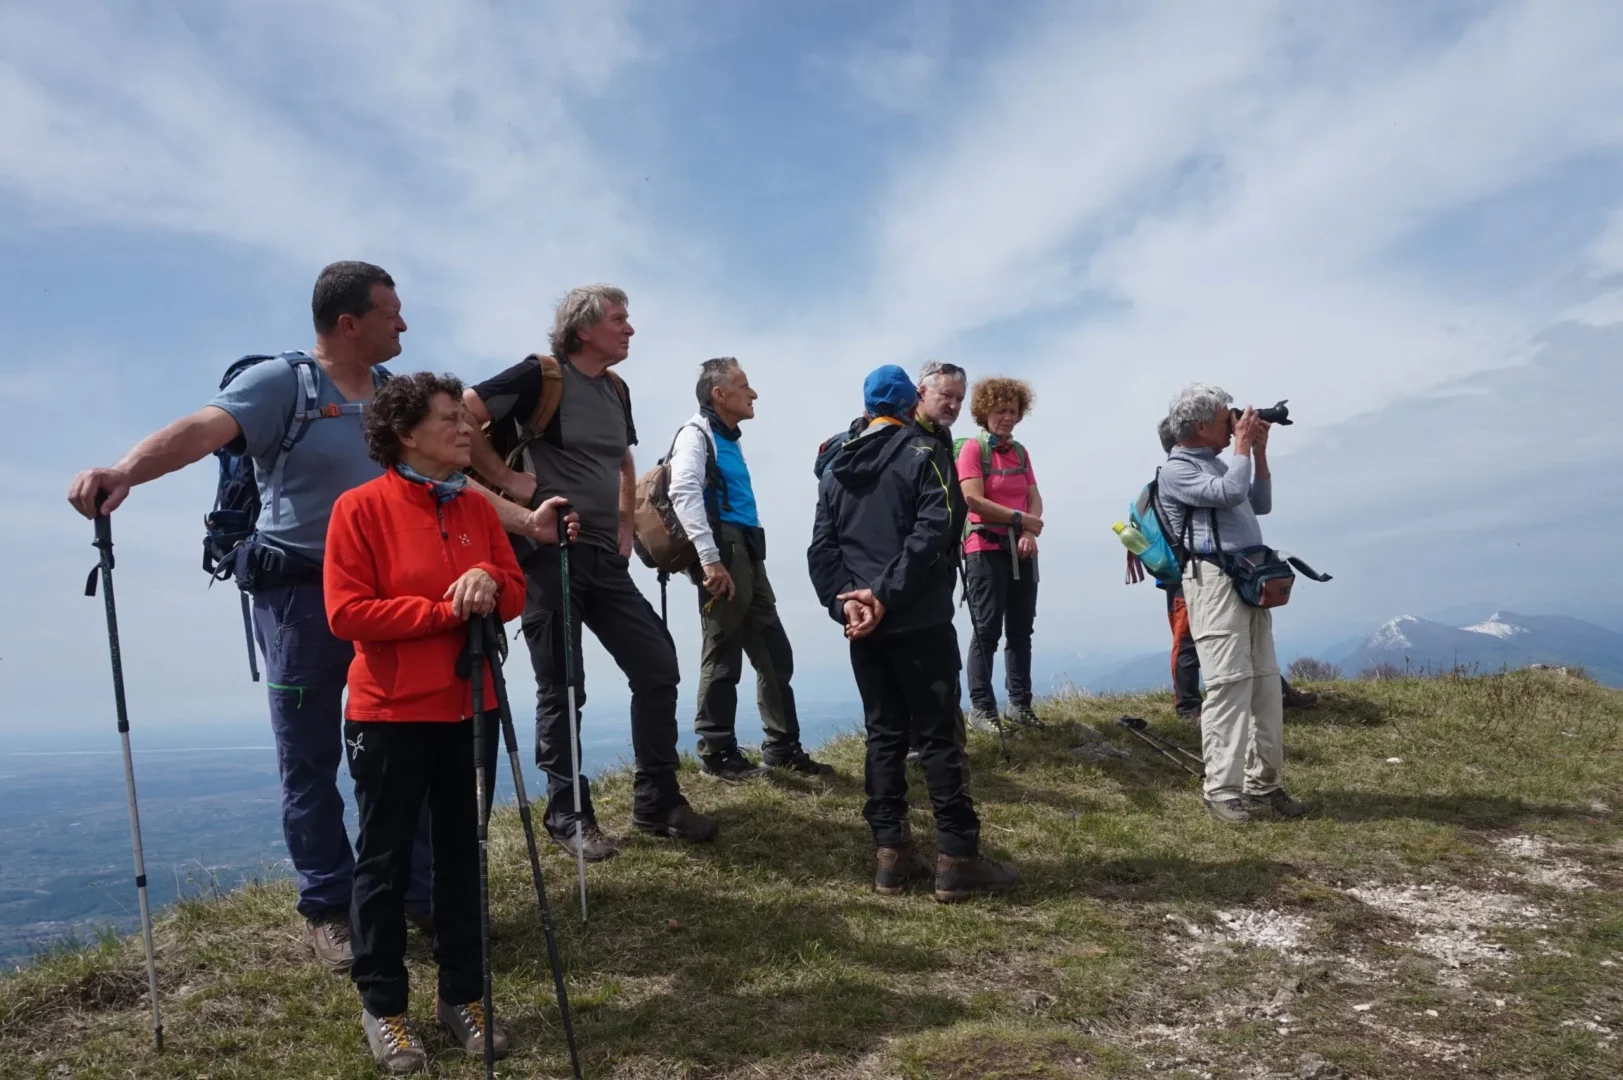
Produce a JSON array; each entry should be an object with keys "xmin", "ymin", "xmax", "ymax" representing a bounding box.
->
[
  {"xmin": 67, "ymin": 262, "xmax": 565, "ymax": 971},
  {"xmin": 667, "ymin": 357, "xmax": 833, "ymax": 781}
]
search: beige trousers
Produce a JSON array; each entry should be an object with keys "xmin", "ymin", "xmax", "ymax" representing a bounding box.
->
[{"xmin": 1182, "ymin": 560, "xmax": 1284, "ymax": 800}]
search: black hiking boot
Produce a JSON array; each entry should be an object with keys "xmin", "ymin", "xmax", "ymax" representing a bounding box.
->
[
  {"xmin": 1244, "ymin": 788, "xmax": 1310, "ymax": 819},
  {"xmin": 764, "ymin": 746, "xmax": 835, "ymax": 776},
  {"xmin": 873, "ymin": 843, "xmax": 934, "ymax": 895},
  {"xmin": 699, "ymin": 748, "xmax": 770, "ymax": 783},
  {"xmin": 933, "ymin": 853, "xmax": 1019, "ymax": 903},
  {"xmin": 632, "ymin": 804, "xmax": 719, "ymax": 843},
  {"xmin": 1282, "ymin": 685, "xmax": 1320, "ymax": 709}
]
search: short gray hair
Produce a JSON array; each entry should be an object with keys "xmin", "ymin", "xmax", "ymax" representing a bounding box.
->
[
  {"xmin": 550, "ymin": 283, "xmax": 628, "ymax": 358},
  {"xmin": 918, "ymin": 359, "xmax": 967, "ymax": 390},
  {"xmin": 1167, "ymin": 382, "xmax": 1233, "ymax": 443},
  {"xmin": 696, "ymin": 356, "xmax": 740, "ymax": 406},
  {"xmin": 1157, "ymin": 416, "xmax": 1176, "ymax": 453}
]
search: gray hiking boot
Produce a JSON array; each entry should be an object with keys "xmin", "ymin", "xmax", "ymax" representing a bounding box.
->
[
  {"xmin": 307, "ymin": 911, "xmax": 353, "ymax": 970},
  {"xmin": 552, "ymin": 822, "xmax": 621, "ymax": 862},
  {"xmin": 436, "ymin": 997, "xmax": 510, "ymax": 1061},
  {"xmin": 1004, "ymin": 704, "xmax": 1045, "ymax": 729},
  {"xmin": 933, "ymin": 853, "xmax": 1019, "ymax": 903},
  {"xmin": 1244, "ymin": 788, "xmax": 1310, "ymax": 819},
  {"xmin": 632, "ymin": 803, "xmax": 719, "ymax": 842},
  {"xmin": 1204, "ymin": 796, "xmax": 1256, "ymax": 824},
  {"xmin": 362, "ymin": 1010, "xmax": 428, "ymax": 1075},
  {"xmin": 699, "ymin": 748, "xmax": 770, "ymax": 783},
  {"xmin": 873, "ymin": 843, "xmax": 934, "ymax": 895},
  {"xmin": 965, "ymin": 707, "xmax": 1002, "ymax": 734}
]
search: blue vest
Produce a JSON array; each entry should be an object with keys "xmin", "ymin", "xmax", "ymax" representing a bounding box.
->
[{"xmin": 711, "ymin": 432, "xmax": 759, "ymax": 528}]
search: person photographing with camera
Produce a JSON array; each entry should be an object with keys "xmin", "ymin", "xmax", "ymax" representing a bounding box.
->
[{"xmin": 1157, "ymin": 384, "xmax": 1310, "ymax": 825}]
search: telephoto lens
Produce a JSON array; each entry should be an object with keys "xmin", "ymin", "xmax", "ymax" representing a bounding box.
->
[{"xmin": 1232, "ymin": 400, "xmax": 1292, "ymax": 426}]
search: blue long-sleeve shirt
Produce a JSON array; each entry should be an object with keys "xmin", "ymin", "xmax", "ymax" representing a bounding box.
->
[{"xmin": 1156, "ymin": 446, "xmax": 1271, "ymax": 555}]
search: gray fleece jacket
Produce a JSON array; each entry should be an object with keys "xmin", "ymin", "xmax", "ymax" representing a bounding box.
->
[{"xmin": 1156, "ymin": 446, "xmax": 1271, "ymax": 556}]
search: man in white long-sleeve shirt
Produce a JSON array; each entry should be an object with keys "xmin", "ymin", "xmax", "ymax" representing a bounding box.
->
[
  {"xmin": 1158, "ymin": 382, "xmax": 1309, "ymax": 825},
  {"xmin": 668, "ymin": 358, "xmax": 834, "ymax": 781}
]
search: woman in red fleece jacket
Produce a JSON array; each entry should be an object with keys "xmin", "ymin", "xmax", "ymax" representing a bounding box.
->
[{"xmin": 324, "ymin": 371, "xmax": 567, "ymax": 1073}]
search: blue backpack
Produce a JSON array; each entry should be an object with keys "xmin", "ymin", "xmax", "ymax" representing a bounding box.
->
[
  {"xmin": 1129, "ymin": 469, "xmax": 1183, "ymax": 585},
  {"xmin": 202, "ymin": 352, "xmax": 386, "ymax": 678}
]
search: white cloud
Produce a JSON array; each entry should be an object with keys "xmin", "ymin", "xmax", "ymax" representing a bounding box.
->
[{"xmin": 4, "ymin": 0, "xmax": 1623, "ymax": 734}]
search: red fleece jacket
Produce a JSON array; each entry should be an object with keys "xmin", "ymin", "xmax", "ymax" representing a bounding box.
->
[{"xmin": 324, "ymin": 469, "xmax": 525, "ymax": 722}]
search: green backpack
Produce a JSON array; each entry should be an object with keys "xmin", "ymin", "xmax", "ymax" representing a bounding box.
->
[{"xmin": 952, "ymin": 430, "xmax": 1030, "ymax": 543}]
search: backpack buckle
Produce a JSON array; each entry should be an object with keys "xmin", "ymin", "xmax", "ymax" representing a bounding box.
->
[{"xmin": 318, "ymin": 403, "xmax": 342, "ymax": 418}]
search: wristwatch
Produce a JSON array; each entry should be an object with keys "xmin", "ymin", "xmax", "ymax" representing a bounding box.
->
[{"xmin": 1010, "ymin": 511, "xmax": 1024, "ymax": 529}]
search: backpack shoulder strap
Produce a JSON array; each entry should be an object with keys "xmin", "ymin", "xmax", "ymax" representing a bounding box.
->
[
  {"xmin": 265, "ymin": 352, "xmax": 323, "ymax": 527},
  {"xmin": 605, "ymin": 369, "xmax": 635, "ymax": 444},
  {"xmin": 977, "ymin": 429, "xmax": 993, "ymax": 475},
  {"xmin": 527, "ymin": 353, "xmax": 565, "ymax": 436}
]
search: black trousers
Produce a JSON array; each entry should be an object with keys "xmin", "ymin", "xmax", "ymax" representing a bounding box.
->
[
  {"xmin": 851, "ymin": 623, "xmax": 979, "ymax": 857},
  {"xmin": 521, "ymin": 543, "xmax": 685, "ymax": 838},
  {"xmin": 963, "ymin": 550, "xmax": 1039, "ymax": 714},
  {"xmin": 346, "ymin": 716, "xmax": 498, "ymax": 1018}
]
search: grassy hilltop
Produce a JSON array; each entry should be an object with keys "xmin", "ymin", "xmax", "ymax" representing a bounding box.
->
[{"xmin": 3, "ymin": 670, "xmax": 1622, "ymax": 1079}]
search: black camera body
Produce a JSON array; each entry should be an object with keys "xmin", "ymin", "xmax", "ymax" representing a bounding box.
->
[{"xmin": 1232, "ymin": 399, "xmax": 1292, "ymax": 426}]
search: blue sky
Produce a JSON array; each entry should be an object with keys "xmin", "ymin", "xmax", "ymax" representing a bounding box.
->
[{"xmin": 3, "ymin": 0, "xmax": 1622, "ymax": 736}]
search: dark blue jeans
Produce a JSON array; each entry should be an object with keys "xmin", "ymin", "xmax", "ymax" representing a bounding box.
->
[{"xmin": 251, "ymin": 583, "xmax": 432, "ymax": 919}]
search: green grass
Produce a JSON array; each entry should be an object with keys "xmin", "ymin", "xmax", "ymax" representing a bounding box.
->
[{"xmin": 4, "ymin": 669, "xmax": 1622, "ymax": 1078}]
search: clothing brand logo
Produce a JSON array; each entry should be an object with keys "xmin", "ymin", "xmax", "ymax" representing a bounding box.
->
[
  {"xmin": 458, "ymin": 533, "xmax": 472, "ymax": 546},
  {"xmin": 346, "ymin": 732, "xmax": 365, "ymax": 760}
]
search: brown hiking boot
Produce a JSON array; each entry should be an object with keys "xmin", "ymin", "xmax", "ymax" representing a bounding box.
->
[
  {"xmin": 307, "ymin": 911, "xmax": 352, "ymax": 970},
  {"xmin": 874, "ymin": 843, "xmax": 934, "ymax": 895},
  {"xmin": 933, "ymin": 853, "xmax": 1019, "ymax": 903},
  {"xmin": 1244, "ymin": 788, "xmax": 1310, "ymax": 819},
  {"xmin": 1204, "ymin": 796, "xmax": 1256, "ymax": 824},
  {"xmin": 362, "ymin": 1010, "xmax": 427, "ymax": 1075},
  {"xmin": 632, "ymin": 803, "xmax": 719, "ymax": 842},
  {"xmin": 552, "ymin": 821, "xmax": 621, "ymax": 862},
  {"xmin": 436, "ymin": 998, "xmax": 510, "ymax": 1060}
]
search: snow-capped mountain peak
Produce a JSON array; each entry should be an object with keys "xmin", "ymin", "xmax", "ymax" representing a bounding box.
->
[
  {"xmin": 1371, "ymin": 615, "xmax": 1420, "ymax": 649},
  {"xmin": 1462, "ymin": 613, "xmax": 1530, "ymax": 639}
]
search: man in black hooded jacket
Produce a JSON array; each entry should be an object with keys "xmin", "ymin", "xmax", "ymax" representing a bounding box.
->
[{"xmin": 808, "ymin": 364, "xmax": 1018, "ymax": 903}]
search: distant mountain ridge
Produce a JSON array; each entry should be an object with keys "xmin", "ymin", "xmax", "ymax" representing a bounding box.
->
[
  {"xmin": 1072, "ymin": 610, "xmax": 1623, "ymax": 693},
  {"xmin": 1342, "ymin": 611, "xmax": 1623, "ymax": 686}
]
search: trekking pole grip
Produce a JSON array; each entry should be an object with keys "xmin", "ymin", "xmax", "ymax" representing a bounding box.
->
[{"xmin": 554, "ymin": 499, "xmax": 574, "ymax": 548}]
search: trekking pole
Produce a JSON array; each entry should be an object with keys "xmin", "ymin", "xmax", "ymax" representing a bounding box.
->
[
  {"xmin": 466, "ymin": 619, "xmax": 497, "ymax": 1080},
  {"xmin": 1008, "ymin": 520, "xmax": 1022, "ymax": 582},
  {"xmin": 1116, "ymin": 715, "xmax": 1204, "ymax": 779},
  {"xmin": 556, "ymin": 502, "xmax": 588, "ymax": 923},
  {"xmin": 480, "ymin": 615, "xmax": 585, "ymax": 1080},
  {"xmin": 84, "ymin": 496, "xmax": 164, "ymax": 1053},
  {"xmin": 657, "ymin": 570, "xmax": 669, "ymax": 627}
]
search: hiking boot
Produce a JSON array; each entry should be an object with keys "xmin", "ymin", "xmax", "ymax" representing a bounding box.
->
[
  {"xmin": 1004, "ymin": 704, "xmax": 1045, "ymax": 729},
  {"xmin": 874, "ymin": 843, "xmax": 934, "ymax": 895},
  {"xmin": 1175, "ymin": 705, "xmax": 1203, "ymax": 720},
  {"xmin": 933, "ymin": 853, "xmax": 1019, "ymax": 903},
  {"xmin": 632, "ymin": 804, "xmax": 719, "ymax": 843},
  {"xmin": 404, "ymin": 908, "xmax": 435, "ymax": 937},
  {"xmin": 1282, "ymin": 685, "xmax": 1320, "ymax": 709},
  {"xmin": 1204, "ymin": 796, "xmax": 1256, "ymax": 824},
  {"xmin": 764, "ymin": 747, "xmax": 835, "ymax": 776},
  {"xmin": 1244, "ymin": 788, "xmax": 1311, "ymax": 819},
  {"xmin": 965, "ymin": 707, "xmax": 1002, "ymax": 734},
  {"xmin": 307, "ymin": 911, "xmax": 353, "ymax": 970},
  {"xmin": 551, "ymin": 822, "xmax": 621, "ymax": 862},
  {"xmin": 699, "ymin": 748, "xmax": 770, "ymax": 783},
  {"xmin": 436, "ymin": 997, "xmax": 510, "ymax": 1060},
  {"xmin": 362, "ymin": 1010, "xmax": 427, "ymax": 1075}
]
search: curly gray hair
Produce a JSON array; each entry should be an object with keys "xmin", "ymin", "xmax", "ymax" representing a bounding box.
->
[
  {"xmin": 550, "ymin": 283, "xmax": 628, "ymax": 358},
  {"xmin": 1167, "ymin": 382, "xmax": 1233, "ymax": 443}
]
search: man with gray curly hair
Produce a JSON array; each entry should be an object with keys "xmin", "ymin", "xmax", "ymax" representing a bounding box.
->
[
  {"xmin": 1157, "ymin": 383, "xmax": 1309, "ymax": 824},
  {"xmin": 464, "ymin": 284, "xmax": 717, "ymax": 862}
]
